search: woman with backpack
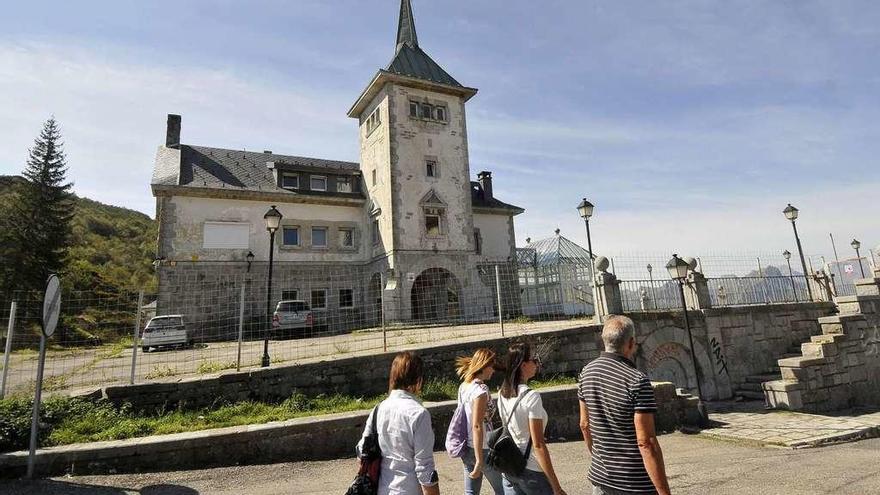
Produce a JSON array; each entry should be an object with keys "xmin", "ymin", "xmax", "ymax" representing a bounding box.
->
[
  {"xmin": 497, "ymin": 343, "xmax": 567, "ymax": 495},
  {"xmin": 454, "ymin": 348, "xmax": 505, "ymax": 494},
  {"xmin": 358, "ymin": 351, "xmax": 440, "ymax": 495}
]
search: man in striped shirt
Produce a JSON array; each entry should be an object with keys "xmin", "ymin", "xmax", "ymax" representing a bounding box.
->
[{"xmin": 578, "ymin": 315, "xmax": 671, "ymax": 495}]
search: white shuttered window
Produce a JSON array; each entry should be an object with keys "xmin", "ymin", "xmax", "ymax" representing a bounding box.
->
[{"xmin": 203, "ymin": 222, "xmax": 250, "ymax": 249}]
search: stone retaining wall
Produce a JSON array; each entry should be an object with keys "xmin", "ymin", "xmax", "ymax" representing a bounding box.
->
[
  {"xmin": 765, "ymin": 279, "xmax": 880, "ymax": 413},
  {"xmin": 1, "ymin": 383, "xmax": 699, "ymax": 478},
  {"xmin": 92, "ymin": 302, "xmax": 833, "ymax": 411}
]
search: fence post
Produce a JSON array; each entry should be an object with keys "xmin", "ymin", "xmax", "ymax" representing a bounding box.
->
[
  {"xmin": 1, "ymin": 301, "xmax": 16, "ymax": 399},
  {"xmin": 381, "ymin": 272, "xmax": 387, "ymax": 352},
  {"xmin": 236, "ymin": 284, "xmax": 245, "ymax": 371},
  {"xmin": 129, "ymin": 290, "xmax": 144, "ymax": 385},
  {"xmin": 756, "ymin": 258, "xmax": 769, "ymax": 303},
  {"xmin": 495, "ymin": 264, "xmax": 505, "ymax": 337}
]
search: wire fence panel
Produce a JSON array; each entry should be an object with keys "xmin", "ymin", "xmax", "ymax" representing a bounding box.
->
[{"xmin": 0, "ymin": 249, "xmax": 866, "ymax": 397}]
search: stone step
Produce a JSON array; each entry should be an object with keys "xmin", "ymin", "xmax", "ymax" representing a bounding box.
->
[
  {"xmin": 737, "ymin": 381, "xmax": 764, "ymax": 392},
  {"xmin": 734, "ymin": 390, "xmax": 766, "ymax": 400},
  {"xmin": 745, "ymin": 373, "xmax": 780, "ymax": 384}
]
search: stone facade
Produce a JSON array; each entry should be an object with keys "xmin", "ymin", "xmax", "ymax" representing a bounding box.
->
[{"xmin": 764, "ymin": 277, "xmax": 880, "ymax": 412}]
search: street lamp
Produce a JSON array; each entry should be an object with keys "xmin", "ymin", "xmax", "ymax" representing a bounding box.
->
[
  {"xmin": 576, "ymin": 198, "xmax": 598, "ymax": 319},
  {"xmin": 782, "ymin": 250, "xmax": 797, "ymax": 301},
  {"xmin": 262, "ymin": 206, "xmax": 283, "ymax": 367},
  {"xmin": 783, "ymin": 204, "xmax": 813, "ymax": 301},
  {"xmin": 646, "ymin": 264, "xmax": 657, "ymax": 309},
  {"xmin": 666, "ymin": 254, "xmax": 709, "ymax": 426},
  {"xmin": 851, "ymin": 239, "xmax": 866, "ymax": 278}
]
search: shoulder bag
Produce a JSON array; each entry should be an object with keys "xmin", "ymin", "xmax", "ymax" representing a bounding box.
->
[
  {"xmin": 445, "ymin": 384, "xmax": 470, "ymax": 458},
  {"xmin": 485, "ymin": 389, "xmax": 532, "ymax": 477},
  {"xmin": 345, "ymin": 405, "xmax": 382, "ymax": 495}
]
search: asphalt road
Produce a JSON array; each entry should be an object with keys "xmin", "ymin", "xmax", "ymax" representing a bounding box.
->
[{"xmin": 2, "ymin": 434, "xmax": 879, "ymax": 494}]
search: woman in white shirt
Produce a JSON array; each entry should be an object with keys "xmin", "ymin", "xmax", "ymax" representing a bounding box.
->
[
  {"xmin": 456, "ymin": 348, "xmax": 504, "ymax": 494},
  {"xmin": 497, "ymin": 343, "xmax": 567, "ymax": 495},
  {"xmin": 360, "ymin": 351, "xmax": 440, "ymax": 495}
]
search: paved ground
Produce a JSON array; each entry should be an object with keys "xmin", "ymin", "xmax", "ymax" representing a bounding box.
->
[
  {"xmin": 2, "ymin": 434, "xmax": 880, "ymax": 494},
  {"xmin": 705, "ymin": 401, "xmax": 880, "ymax": 447},
  {"xmin": 2, "ymin": 318, "xmax": 591, "ymax": 396}
]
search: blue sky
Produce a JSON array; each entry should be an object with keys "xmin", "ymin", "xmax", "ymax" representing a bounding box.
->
[{"xmin": 0, "ymin": 0, "xmax": 877, "ymax": 263}]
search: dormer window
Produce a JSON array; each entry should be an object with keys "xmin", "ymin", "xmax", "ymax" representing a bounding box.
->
[
  {"xmin": 310, "ymin": 176, "xmax": 327, "ymax": 191},
  {"xmin": 337, "ymin": 177, "xmax": 352, "ymax": 193},
  {"xmin": 281, "ymin": 173, "xmax": 299, "ymax": 189}
]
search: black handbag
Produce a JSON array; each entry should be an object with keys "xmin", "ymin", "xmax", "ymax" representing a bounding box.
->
[
  {"xmin": 345, "ymin": 406, "xmax": 383, "ymax": 495},
  {"xmin": 486, "ymin": 389, "xmax": 532, "ymax": 477}
]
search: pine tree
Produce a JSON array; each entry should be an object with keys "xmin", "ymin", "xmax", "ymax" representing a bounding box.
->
[{"xmin": 0, "ymin": 118, "xmax": 74, "ymax": 294}]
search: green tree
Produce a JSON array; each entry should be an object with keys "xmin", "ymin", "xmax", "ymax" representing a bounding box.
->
[{"xmin": 0, "ymin": 118, "xmax": 74, "ymax": 294}]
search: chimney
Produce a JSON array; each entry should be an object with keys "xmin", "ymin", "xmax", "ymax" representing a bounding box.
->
[
  {"xmin": 166, "ymin": 114, "xmax": 181, "ymax": 148},
  {"xmin": 477, "ymin": 171, "xmax": 493, "ymax": 200}
]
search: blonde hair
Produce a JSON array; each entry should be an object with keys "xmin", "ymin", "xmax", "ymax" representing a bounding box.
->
[{"xmin": 456, "ymin": 348, "xmax": 496, "ymax": 383}]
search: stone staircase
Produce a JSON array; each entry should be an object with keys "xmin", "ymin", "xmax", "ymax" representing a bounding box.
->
[{"xmin": 734, "ymin": 343, "xmax": 804, "ymax": 401}]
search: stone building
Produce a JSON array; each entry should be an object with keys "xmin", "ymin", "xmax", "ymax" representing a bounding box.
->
[{"xmin": 150, "ymin": 0, "xmax": 524, "ymax": 339}]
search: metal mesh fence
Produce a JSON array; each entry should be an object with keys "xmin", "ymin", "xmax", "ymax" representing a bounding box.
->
[{"xmin": 0, "ymin": 249, "xmax": 866, "ymax": 397}]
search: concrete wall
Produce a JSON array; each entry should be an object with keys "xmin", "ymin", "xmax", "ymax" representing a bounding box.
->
[
  {"xmin": 473, "ymin": 213, "xmax": 514, "ymax": 260},
  {"xmin": 5, "ymin": 384, "xmax": 699, "ymax": 478},
  {"xmin": 162, "ymin": 196, "xmax": 367, "ymax": 263},
  {"xmin": 358, "ymin": 86, "xmax": 394, "ymax": 257}
]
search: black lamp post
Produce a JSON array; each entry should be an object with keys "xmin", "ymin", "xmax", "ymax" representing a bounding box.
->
[
  {"xmin": 783, "ymin": 204, "xmax": 813, "ymax": 301},
  {"xmin": 851, "ymin": 239, "xmax": 866, "ymax": 278},
  {"xmin": 646, "ymin": 264, "xmax": 657, "ymax": 309},
  {"xmin": 666, "ymin": 254, "xmax": 709, "ymax": 426},
  {"xmin": 262, "ymin": 206, "xmax": 283, "ymax": 367},
  {"xmin": 782, "ymin": 250, "xmax": 797, "ymax": 301},
  {"xmin": 576, "ymin": 198, "xmax": 597, "ymax": 317}
]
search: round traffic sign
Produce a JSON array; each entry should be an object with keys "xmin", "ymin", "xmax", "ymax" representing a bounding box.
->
[{"xmin": 42, "ymin": 275, "xmax": 61, "ymax": 338}]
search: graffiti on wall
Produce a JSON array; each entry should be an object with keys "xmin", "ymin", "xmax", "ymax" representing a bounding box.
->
[{"xmin": 709, "ymin": 337, "xmax": 730, "ymax": 376}]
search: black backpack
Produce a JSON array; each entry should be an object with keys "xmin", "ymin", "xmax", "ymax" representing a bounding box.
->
[{"xmin": 486, "ymin": 389, "xmax": 532, "ymax": 477}]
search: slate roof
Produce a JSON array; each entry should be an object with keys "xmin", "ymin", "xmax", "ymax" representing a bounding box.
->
[
  {"xmin": 470, "ymin": 182, "xmax": 524, "ymax": 213},
  {"xmin": 159, "ymin": 145, "xmax": 359, "ymax": 191},
  {"xmin": 516, "ymin": 234, "xmax": 595, "ymax": 268},
  {"xmin": 386, "ymin": 44, "xmax": 463, "ymax": 88}
]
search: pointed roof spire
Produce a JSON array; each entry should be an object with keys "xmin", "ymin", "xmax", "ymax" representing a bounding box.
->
[{"xmin": 396, "ymin": 0, "xmax": 418, "ymax": 52}]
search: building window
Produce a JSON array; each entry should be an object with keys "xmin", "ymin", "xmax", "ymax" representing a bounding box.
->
[
  {"xmin": 474, "ymin": 228, "xmax": 482, "ymax": 255},
  {"xmin": 409, "ymin": 101, "xmax": 419, "ymax": 118},
  {"xmin": 339, "ymin": 288, "xmax": 354, "ymax": 309},
  {"xmin": 372, "ymin": 219, "xmax": 380, "ymax": 245},
  {"xmin": 281, "ymin": 173, "xmax": 299, "ymax": 189},
  {"xmin": 425, "ymin": 208, "xmax": 442, "ymax": 236},
  {"xmin": 435, "ymin": 106, "xmax": 447, "ymax": 122},
  {"xmin": 421, "ymin": 103, "xmax": 433, "ymax": 120},
  {"xmin": 311, "ymin": 289, "xmax": 327, "ymax": 310},
  {"xmin": 371, "ymin": 169, "xmax": 377, "ymax": 186},
  {"xmin": 340, "ymin": 228, "xmax": 354, "ymax": 248},
  {"xmin": 281, "ymin": 289, "xmax": 298, "ymax": 301},
  {"xmin": 426, "ymin": 160, "xmax": 438, "ymax": 178},
  {"xmin": 282, "ymin": 227, "xmax": 299, "ymax": 246},
  {"xmin": 310, "ymin": 176, "xmax": 327, "ymax": 191},
  {"xmin": 311, "ymin": 227, "xmax": 328, "ymax": 247},
  {"xmin": 337, "ymin": 177, "xmax": 352, "ymax": 193},
  {"xmin": 366, "ymin": 108, "xmax": 381, "ymax": 134}
]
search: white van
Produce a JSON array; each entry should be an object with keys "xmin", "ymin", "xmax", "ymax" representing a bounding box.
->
[{"xmin": 141, "ymin": 315, "xmax": 193, "ymax": 352}]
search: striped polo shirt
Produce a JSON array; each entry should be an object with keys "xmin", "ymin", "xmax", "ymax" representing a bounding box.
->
[{"xmin": 578, "ymin": 352, "xmax": 658, "ymax": 494}]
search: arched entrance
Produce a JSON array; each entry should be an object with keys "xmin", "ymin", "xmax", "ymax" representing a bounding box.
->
[
  {"xmin": 367, "ymin": 273, "xmax": 383, "ymax": 327},
  {"xmin": 410, "ymin": 268, "xmax": 461, "ymax": 322}
]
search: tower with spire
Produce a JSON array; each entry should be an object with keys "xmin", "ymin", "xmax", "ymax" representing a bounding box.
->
[{"xmin": 349, "ymin": 0, "xmax": 487, "ymax": 319}]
